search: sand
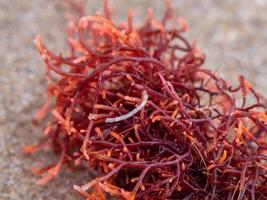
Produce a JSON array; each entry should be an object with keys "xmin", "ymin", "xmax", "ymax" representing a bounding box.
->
[{"xmin": 0, "ymin": 0, "xmax": 266, "ymax": 199}]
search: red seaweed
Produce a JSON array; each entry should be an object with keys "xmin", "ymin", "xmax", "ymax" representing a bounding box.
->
[{"xmin": 26, "ymin": 1, "xmax": 267, "ymax": 199}]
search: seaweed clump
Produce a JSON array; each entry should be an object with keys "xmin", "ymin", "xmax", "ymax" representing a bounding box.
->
[{"xmin": 26, "ymin": 1, "xmax": 267, "ymax": 199}]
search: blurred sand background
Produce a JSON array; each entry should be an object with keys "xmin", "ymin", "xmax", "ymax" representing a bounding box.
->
[{"xmin": 0, "ymin": 0, "xmax": 266, "ymax": 199}]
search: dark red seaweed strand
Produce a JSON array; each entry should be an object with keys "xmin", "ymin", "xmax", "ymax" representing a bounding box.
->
[{"xmin": 27, "ymin": 1, "xmax": 267, "ymax": 200}]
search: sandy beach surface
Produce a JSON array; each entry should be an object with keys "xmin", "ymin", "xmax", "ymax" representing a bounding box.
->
[{"xmin": 0, "ymin": 1, "xmax": 266, "ymax": 199}]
